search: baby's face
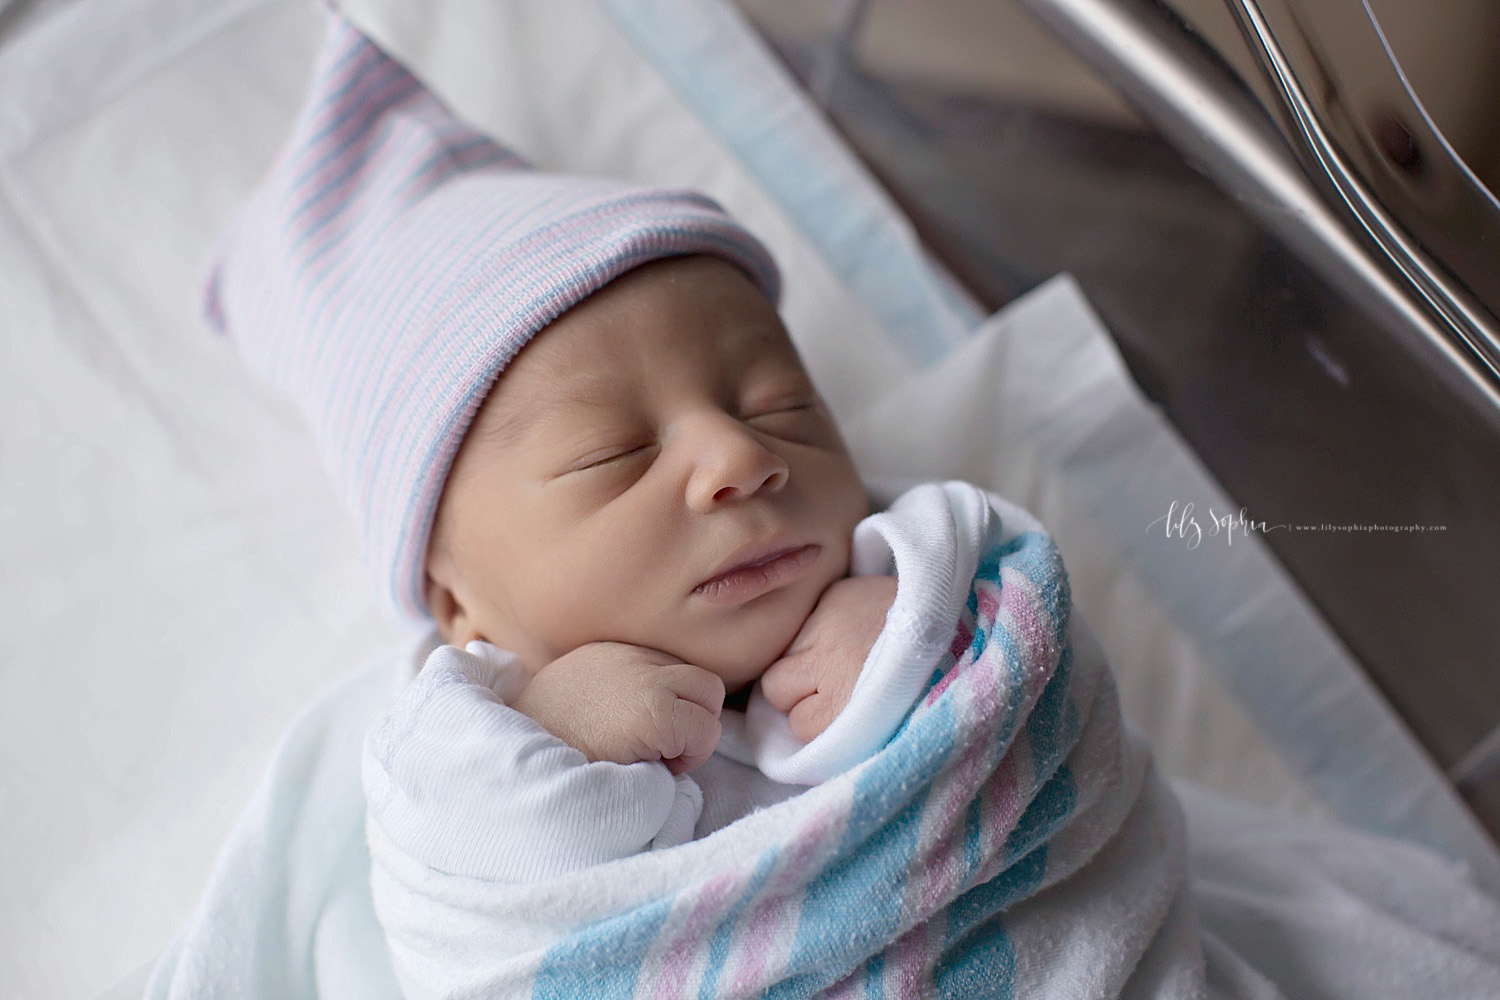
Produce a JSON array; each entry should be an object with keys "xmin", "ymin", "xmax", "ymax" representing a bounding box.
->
[{"xmin": 425, "ymin": 255, "xmax": 868, "ymax": 691}]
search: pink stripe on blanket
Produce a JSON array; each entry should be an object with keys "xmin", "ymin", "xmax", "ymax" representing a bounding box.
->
[
  {"xmin": 889, "ymin": 918, "xmax": 931, "ymax": 998},
  {"xmin": 652, "ymin": 869, "xmax": 740, "ymax": 996},
  {"xmin": 725, "ymin": 805, "xmax": 844, "ymax": 993},
  {"xmin": 981, "ymin": 747, "xmax": 1025, "ymax": 867},
  {"xmin": 929, "ymin": 576, "xmax": 1005, "ymax": 710},
  {"xmin": 997, "ymin": 568, "xmax": 1061, "ymax": 689},
  {"xmin": 947, "ymin": 615, "xmax": 974, "ymax": 663},
  {"xmin": 976, "ymin": 584, "xmax": 1000, "ymax": 623},
  {"xmin": 911, "ymin": 639, "xmax": 1006, "ymax": 913},
  {"xmin": 928, "ymin": 608, "xmax": 981, "ymax": 708}
]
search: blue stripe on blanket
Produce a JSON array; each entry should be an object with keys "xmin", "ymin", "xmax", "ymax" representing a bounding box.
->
[
  {"xmin": 931, "ymin": 909, "xmax": 1019, "ymax": 998},
  {"xmin": 863, "ymin": 951, "xmax": 886, "ymax": 998},
  {"xmin": 930, "ymin": 770, "xmax": 1077, "ymax": 996},
  {"xmin": 530, "ymin": 896, "xmax": 672, "ymax": 999},
  {"xmin": 1005, "ymin": 769, "xmax": 1077, "ymax": 871},
  {"xmin": 767, "ymin": 699, "xmax": 958, "ymax": 997},
  {"xmin": 964, "ymin": 797, "xmax": 983, "ymax": 888},
  {"xmin": 1029, "ymin": 646, "xmax": 1079, "ymax": 786},
  {"xmin": 531, "ymin": 846, "xmax": 786, "ymax": 998}
]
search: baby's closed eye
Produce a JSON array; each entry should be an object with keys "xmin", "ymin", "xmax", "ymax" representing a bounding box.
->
[
  {"xmin": 742, "ymin": 399, "xmax": 834, "ymax": 445},
  {"xmin": 745, "ymin": 401, "xmax": 814, "ymax": 424},
  {"xmin": 570, "ymin": 441, "xmax": 657, "ymax": 472}
]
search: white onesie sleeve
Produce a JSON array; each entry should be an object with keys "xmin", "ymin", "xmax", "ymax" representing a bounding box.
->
[{"xmin": 361, "ymin": 642, "xmax": 701, "ymax": 884}]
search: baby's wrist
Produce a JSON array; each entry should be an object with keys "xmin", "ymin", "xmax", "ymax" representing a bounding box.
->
[{"xmin": 510, "ymin": 661, "xmax": 602, "ymax": 760}]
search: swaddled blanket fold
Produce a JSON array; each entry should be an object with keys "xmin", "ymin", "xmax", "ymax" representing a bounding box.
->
[{"xmin": 364, "ymin": 482, "xmax": 1204, "ymax": 998}]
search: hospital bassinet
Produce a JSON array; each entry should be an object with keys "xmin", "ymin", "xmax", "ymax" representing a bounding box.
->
[{"xmin": 0, "ymin": 0, "xmax": 1495, "ymax": 997}]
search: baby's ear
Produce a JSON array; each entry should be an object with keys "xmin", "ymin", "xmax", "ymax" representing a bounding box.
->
[{"xmin": 425, "ymin": 572, "xmax": 471, "ymax": 646}]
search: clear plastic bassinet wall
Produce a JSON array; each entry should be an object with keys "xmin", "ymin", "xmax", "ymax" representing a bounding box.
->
[{"xmin": 732, "ymin": 0, "xmax": 1500, "ymax": 838}]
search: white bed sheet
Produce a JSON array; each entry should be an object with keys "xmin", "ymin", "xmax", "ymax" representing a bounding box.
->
[{"xmin": 0, "ymin": 1, "xmax": 1493, "ymax": 998}]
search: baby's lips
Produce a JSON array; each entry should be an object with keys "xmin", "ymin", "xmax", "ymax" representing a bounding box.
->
[{"xmin": 691, "ymin": 543, "xmax": 822, "ymax": 606}]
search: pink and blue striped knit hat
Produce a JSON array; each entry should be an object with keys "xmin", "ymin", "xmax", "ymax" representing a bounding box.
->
[{"xmin": 206, "ymin": 10, "xmax": 781, "ymax": 626}]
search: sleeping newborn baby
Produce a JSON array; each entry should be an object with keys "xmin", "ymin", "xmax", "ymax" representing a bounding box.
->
[
  {"xmin": 422, "ymin": 251, "xmax": 894, "ymax": 779},
  {"xmin": 417, "ymin": 244, "xmax": 894, "ymax": 767},
  {"xmin": 207, "ymin": 12, "xmax": 1196, "ymax": 999},
  {"xmin": 373, "ymin": 252, "xmax": 910, "ymax": 877}
]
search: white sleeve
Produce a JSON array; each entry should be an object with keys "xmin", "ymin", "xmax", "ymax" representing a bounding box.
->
[
  {"xmin": 361, "ymin": 641, "xmax": 701, "ymax": 883},
  {"xmin": 743, "ymin": 482, "xmax": 991, "ymax": 785}
]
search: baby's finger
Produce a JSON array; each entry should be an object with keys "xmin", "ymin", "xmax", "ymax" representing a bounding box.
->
[
  {"xmin": 661, "ymin": 698, "xmax": 721, "ymax": 774},
  {"xmin": 758, "ymin": 654, "xmax": 817, "ymax": 714},
  {"xmin": 660, "ymin": 661, "xmax": 726, "ymax": 717},
  {"xmin": 786, "ymin": 690, "xmax": 839, "ymax": 743}
]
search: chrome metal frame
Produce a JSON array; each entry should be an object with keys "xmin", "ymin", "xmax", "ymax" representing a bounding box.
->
[
  {"xmin": 1011, "ymin": 0, "xmax": 1500, "ymax": 431},
  {"xmin": 1227, "ymin": 0, "xmax": 1500, "ymax": 386}
]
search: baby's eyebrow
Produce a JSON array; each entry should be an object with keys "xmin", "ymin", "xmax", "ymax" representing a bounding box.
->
[{"xmin": 477, "ymin": 379, "xmax": 620, "ymax": 450}]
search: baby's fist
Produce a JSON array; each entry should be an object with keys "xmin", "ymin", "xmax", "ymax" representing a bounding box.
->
[
  {"xmin": 759, "ymin": 575, "xmax": 897, "ymax": 742},
  {"xmin": 514, "ymin": 643, "xmax": 725, "ymax": 774}
]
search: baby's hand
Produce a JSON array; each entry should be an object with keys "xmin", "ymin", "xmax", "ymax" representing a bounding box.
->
[
  {"xmin": 759, "ymin": 575, "xmax": 898, "ymax": 743},
  {"xmin": 513, "ymin": 642, "xmax": 725, "ymax": 774}
]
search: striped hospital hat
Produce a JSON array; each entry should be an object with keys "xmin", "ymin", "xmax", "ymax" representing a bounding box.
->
[{"xmin": 205, "ymin": 10, "xmax": 780, "ymax": 626}]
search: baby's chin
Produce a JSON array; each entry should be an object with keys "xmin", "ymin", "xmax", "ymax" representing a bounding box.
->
[
  {"xmin": 677, "ymin": 637, "xmax": 778, "ymax": 693},
  {"xmin": 719, "ymin": 562, "xmax": 854, "ymax": 687},
  {"xmin": 711, "ymin": 657, "xmax": 781, "ymax": 697},
  {"xmin": 682, "ymin": 603, "xmax": 817, "ymax": 693}
]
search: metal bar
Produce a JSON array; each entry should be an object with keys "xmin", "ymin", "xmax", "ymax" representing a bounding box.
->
[
  {"xmin": 1226, "ymin": 0, "xmax": 1500, "ymax": 387},
  {"xmin": 1011, "ymin": 0, "xmax": 1500, "ymax": 432}
]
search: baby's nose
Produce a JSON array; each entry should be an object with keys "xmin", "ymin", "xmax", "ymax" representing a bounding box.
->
[{"xmin": 684, "ymin": 417, "xmax": 789, "ymax": 510}]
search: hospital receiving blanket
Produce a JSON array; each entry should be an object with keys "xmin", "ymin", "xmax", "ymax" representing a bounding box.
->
[{"xmin": 363, "ymin": 481, "xmax": 1206, "ymax": 998}]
